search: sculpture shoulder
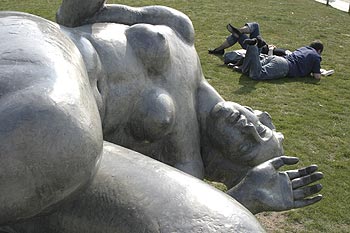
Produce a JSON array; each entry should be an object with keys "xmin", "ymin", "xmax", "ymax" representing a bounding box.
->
[{"xmin": 132, "ymin": 5, "xmax": 195, "ymax": 44}]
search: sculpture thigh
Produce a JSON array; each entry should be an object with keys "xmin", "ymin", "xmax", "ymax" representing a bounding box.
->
[
  {"xmin": 8, "ymin": 142, "xmax": 266, "ymax": 233},
  {"xmin": 0, "ymin": 12, "xmax": 103, "ymax": 224}
]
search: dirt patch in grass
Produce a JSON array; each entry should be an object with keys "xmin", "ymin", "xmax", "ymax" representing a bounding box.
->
[{"xmin": 256, "ymin": 212, "xmax": 305, "ymax": 233}]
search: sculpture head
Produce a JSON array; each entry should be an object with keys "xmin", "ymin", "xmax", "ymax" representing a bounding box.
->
[{"xmin": 207, "ymin": 101, "xmax": 284, "ymax": 166}]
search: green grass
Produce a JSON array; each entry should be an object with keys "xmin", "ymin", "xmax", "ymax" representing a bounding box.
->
[{"xmin": 1, "ymin": 0, "xmax": 349, "ymax": 232}]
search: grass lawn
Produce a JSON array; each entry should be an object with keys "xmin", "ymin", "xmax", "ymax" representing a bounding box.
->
[{"xmin": 1, "ymin": 0, "xmax": 349, "ymax": 232}]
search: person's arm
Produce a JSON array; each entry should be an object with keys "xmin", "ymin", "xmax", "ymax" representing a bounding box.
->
[
  {"xmin": 311, "ymin": 56, "xmax": 322, "ymax": 80},
  {"xmin": 268, "ymin": 45, "xmax": 276, "ymax": 56}
]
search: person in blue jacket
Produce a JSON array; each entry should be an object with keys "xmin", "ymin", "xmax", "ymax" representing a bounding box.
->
[{"xmin": 239, "ymin": 39, "xmax": 323, "ymax": 80}]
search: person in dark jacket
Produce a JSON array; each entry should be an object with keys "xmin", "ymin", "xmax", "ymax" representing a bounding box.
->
[{"xmin": 239, "ymin": 39, "xmax": 323, "ymax": 80}]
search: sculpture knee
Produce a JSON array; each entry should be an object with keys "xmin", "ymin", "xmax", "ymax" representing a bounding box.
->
[{"xmin": 0, "ymin": 91, "xmax": 103, "ymax": 224}]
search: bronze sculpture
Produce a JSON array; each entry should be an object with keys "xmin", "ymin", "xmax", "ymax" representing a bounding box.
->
[{"xmin": 0, "ymin": 1, "xmax": 323, "ymax": 232}]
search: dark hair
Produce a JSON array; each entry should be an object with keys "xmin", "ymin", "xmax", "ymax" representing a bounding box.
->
[{"xmin": 310, "ymin": 40, "xmax": 323, "ymax": 53}]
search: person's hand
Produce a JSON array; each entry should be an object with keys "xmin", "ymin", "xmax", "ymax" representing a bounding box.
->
[
  {"xmin": 227, "ymin": 156, "xmax": 323, "ymax": 214},
  {"xmin": 313, "ymin": 73, "xmax": 322, "ymax": 80}
]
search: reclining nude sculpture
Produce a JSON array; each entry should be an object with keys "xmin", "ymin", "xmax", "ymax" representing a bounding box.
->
[{"xmin": 0, "ymin": 1, "xmax": 323, "ymax": 232}]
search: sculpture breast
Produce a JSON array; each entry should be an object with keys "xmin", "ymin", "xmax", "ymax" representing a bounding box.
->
[
  {"xmin": 126, "ymin": 24, "xmax": 171, "ymax": 75},
  {"xmin": 129, "ymin": 88, "xmax": 175, "ymax": 143}
]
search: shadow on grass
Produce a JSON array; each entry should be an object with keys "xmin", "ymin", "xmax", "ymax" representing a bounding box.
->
[{"xmin": 234, "ymin": 74, "xmax": 321, "ymax": 95}]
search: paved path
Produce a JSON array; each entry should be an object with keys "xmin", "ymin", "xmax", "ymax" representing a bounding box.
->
[{"xmin": 316, "ymin": 0, "xmax": 350, "ymax": 12}]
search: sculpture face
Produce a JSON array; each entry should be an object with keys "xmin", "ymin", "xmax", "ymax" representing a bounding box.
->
[{"xmin": 208, "ymin": 101, "xmax": 284, "ymax": 166}]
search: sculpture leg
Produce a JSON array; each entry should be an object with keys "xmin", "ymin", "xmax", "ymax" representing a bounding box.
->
[
  {"xmin": 7, "ymin": 142, "xmax": 266, "ymax": 233},
  {"xmin": 0, "ymin": 12, "xmax": 103, "ymax": 225}
]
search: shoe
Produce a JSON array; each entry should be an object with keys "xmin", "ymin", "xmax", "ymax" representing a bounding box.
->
[
  {"xmin": 227, "ymin": 58, "xmax": 244, "ymax": 67},
  {"xmin": 233, "ymin": 65, "xmax": 243, "ymax": 73},
  {"xmin": 226, "ymin": 24, "xmax": 241, "ymax": 37},
  {"xmin": 243, "ymin": 38, "xmax": 257, "ymax": 46},
  {"xmin": 256, "ymin": 36, "xmax": 267, "ymax": 48},
  {"xmin": 227, "ymin": 63, "xmax": 235, "ymax": 68},
  {"xmin": 208, "ymin": 49, "xmax": 224, "ymax": 55},
  {"xmin": 227, "ymin": 63, "xmax": 243, "ymax": 72}
]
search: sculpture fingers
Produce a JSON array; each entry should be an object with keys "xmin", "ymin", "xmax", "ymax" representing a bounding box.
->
[
  {"xmin": 286, "ymin": 164, "xmax": 318, "ymax": 179},
  {"xmin": 293, "ymin": 184, "xmax": 323, "ymax": 200},
  {"xmin": 294, "ymin": 194, "xmax": 323, "ymax": 208},
  {"xmin": 271, "ymin": 156, "xmax": 299, "ymax": 169},
  {"xmin": 292, "ymin": 172, "xmax": 323, "ymax": 189}
]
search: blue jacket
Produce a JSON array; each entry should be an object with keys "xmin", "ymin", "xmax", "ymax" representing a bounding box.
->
[{"xmin": 286, "ymin": 46, "xmax": 322, "ymax": 77}]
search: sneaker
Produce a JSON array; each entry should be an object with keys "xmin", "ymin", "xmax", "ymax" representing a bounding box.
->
[
  {"xmin": 208, "ymin": 49, "xmax": 224, "ymax": 55},
  {"xmin": 233, "ymin": 65, "xmax": 243, "ymax": 73},
  {"xmin": 243, "ymin": 38, "xmax": 257, "ymax": 46},
  {"xmin": 227, "ymin": 59, "xmax": 244, "ymax": 67},
  {"xmin": 256, "ymin": 36, "xmax": 267, "ymax": 48},
  {"xmin": 227, "ymin": 63, "xmax": 235, "ymax": 68}
]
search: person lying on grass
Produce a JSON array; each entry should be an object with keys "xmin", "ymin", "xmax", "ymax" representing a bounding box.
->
[{"xmin": 236, "ymin": 38, "xmax": 323, "ymax": 80}]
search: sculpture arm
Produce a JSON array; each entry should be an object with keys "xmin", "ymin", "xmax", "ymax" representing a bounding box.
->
[
  {"xmin": 57, "ymin": 1, "xmax": 194, "ymax": 44},
  {"xmin": 196, "ymin": 80, "xmax": 224, "ymax": 129},
  {"xmin": 56, "ymin": 0, "xmax": 105, "ymax": 27},
  {"xmin": 227, "ymin": 156, "xmax": 323, "ymax": 214},
  {"xmin": 91, "ymin": 4, "xmax": 194, "ymax": 44}
]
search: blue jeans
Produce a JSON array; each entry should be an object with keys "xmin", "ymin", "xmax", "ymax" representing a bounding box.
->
[
  {"xmin": 226, "ymin": 22, "xmax": 261, "ymax": 49},
  {"xmin": 242, "ymin": 45, "xmax": 289, "ymax": 80}
]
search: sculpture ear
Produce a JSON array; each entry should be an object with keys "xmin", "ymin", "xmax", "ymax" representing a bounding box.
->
[
  {"xmin": 241, "ymin": 105, "xmax": 276, "ymax": 131},
  {"xmin": 253, "ymin": 110, "xmax": 276, "ymax": 130}
]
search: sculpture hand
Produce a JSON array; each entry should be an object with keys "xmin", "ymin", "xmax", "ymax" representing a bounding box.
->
[{"xmin": 227, "ymin": 156, "xmax": 323, "ymax": 214}]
